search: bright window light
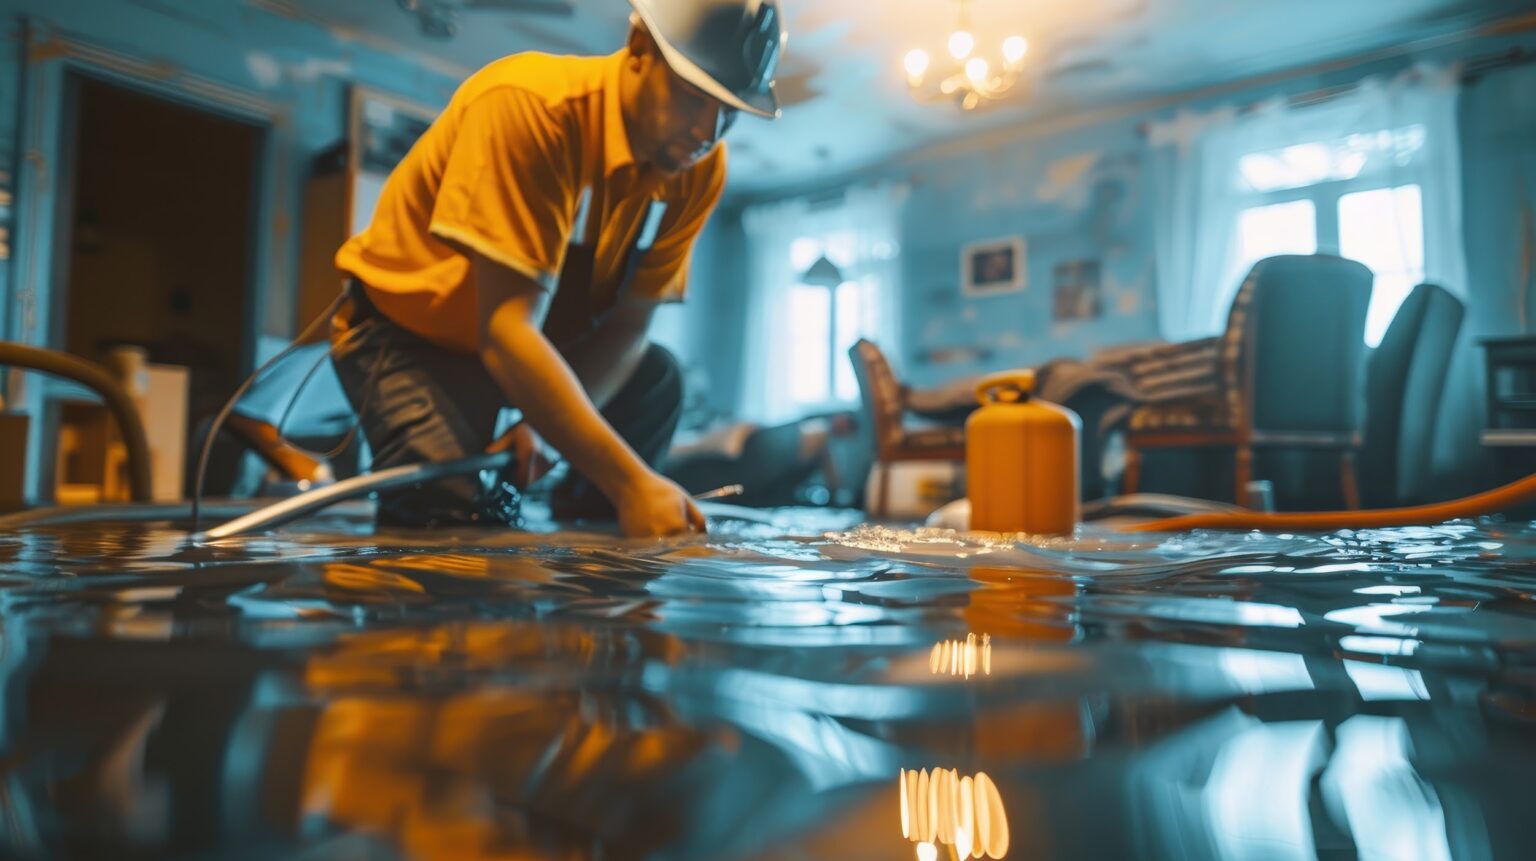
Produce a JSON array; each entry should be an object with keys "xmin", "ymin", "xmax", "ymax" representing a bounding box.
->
[
  {"xmin": 1340, "ymin": 184, "xmax": 1424, "ymax": 347},
  {"xmin": 1237, "ymin": 125, "xmax": 1426, "ymax": 193},
  {"xmin": 1236, "ymin": 199, "xmax": 1317, "ymax": 275},
  {"xmin": 786, "ymin": 233, "xmax": 881, "ymax": 411},
  {"xmin": 786, "ymin": 284, "xmax": 831, "ymax": 406},
  {"xmin": 789, "ymin": 236, "xmax": 821, "ymax": 271},
  {"xmin": 833, "ymin": 279, "xmax": 866, "ymax": 402}
]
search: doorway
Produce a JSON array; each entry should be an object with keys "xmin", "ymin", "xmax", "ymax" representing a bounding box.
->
[{"xmin": 49, "ymin": 73, "xmax": 265, "ymax": 499}]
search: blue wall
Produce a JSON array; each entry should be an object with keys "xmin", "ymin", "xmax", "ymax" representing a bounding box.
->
[
  {"xmin": 893, "ymin": 116, "xmax": 1158, "ymax": 389},
  {"xmin": 667, "ymin": 214, "xmax": 750, "ymax": 421}
]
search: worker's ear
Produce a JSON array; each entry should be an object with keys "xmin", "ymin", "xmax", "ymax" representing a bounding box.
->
[{"xmin": 626, "ymin": 23, "xmax": 657, "ymax": 72}]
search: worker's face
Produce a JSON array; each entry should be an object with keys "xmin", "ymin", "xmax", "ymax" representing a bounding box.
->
[{"xmin": 630, "ymin": 30, "xmax": 739, "ymax": 174}]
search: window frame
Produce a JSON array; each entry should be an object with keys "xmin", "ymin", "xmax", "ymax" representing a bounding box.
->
[{"xmin": 1234, "ymin": 168, "xmax": 1427, "ymax": 345}]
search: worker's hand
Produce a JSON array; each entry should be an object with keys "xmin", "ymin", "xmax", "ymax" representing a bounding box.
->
[{"xmin": 614, "ymin": 471, "xmax": 707, "ymax": 538}]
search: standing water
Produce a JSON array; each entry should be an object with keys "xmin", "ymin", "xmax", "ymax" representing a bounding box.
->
[{"xmin": 0, "ymin": 507, "xmax": 1532, "ymax": 860}]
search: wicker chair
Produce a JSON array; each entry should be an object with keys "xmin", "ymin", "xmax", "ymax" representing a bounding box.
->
[
  {"xmin": 848, "ymin": 339, "xmax": 966, "ymax": 517},
  {"xmin": 1122, "ymin": 255, "xmax": 1373, "ymax": 507}
]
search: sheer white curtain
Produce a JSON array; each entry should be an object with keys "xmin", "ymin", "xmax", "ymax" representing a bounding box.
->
[
  {"xmin": 740, "ymin": 195, "xmax": 811, "ymax": 423},
  {"xmin": 1148, "ymin": 64, "xmax": 1468, "ymax": 341},
  {"xmin": 1147, "ymin": 106, "xmax": 1240, "ymax": 342},
  {"xmin": 738, "ymin": 183, "xmax": 906, "ymax": 423}
]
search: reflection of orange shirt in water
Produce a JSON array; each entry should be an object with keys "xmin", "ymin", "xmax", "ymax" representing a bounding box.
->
[{"xmin": 298, "ymin": 619, "xmax": 704, "ymax": 860}]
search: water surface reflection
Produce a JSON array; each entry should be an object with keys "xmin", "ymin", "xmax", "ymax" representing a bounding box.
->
[{"xmin": 0, "ymin": 512, "xmax": 1532, "ymax": 859}]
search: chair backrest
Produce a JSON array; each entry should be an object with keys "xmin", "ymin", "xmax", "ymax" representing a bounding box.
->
[
  {"xmin": 848, "ymin": 339, "xmax": 904, "ymax": 455},
  {"xmin": 1225, "ymin": 255, "xmax": 1374, "ymax": 434},
  {"xmin": 1360, "ymin": 283, "xmax": 1465, "ymax": 507}
]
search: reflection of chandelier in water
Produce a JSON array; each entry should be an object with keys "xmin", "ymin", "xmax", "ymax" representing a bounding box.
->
[
  {"xmin": 900, "ymin": 767, "xmax": 1010, "ymax": 859},
  {"xmin": 931, "ymin": 633, "xmax": 991, "ymax": 679},
  {"xmin": 902, "ymin": 0, "xmax": 1028, "ymax": 110}
]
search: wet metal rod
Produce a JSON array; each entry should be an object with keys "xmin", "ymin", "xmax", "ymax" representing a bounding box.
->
[{"xmin": 200, "ymin": 452, "xmax": 512, "ymax": 541}]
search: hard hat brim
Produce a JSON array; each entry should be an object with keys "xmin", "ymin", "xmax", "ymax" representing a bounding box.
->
[{"xmin": 629, "ymin": 0, "xmax": 782, "ymax": 120}]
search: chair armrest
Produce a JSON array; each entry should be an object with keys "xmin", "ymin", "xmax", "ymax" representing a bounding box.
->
[{"xmin": 1113, "ymin": 337, "xmax": 1227, "ymax": 404}]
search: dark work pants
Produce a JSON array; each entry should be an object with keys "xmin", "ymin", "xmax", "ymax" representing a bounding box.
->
[{"xmin": 330, "ymin": 282, "xmax": 684, "ymax": 527}]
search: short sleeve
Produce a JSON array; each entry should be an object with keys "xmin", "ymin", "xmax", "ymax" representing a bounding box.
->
[
  {"xmin": 628, "ymin": 146, "xmax": 727, "ymax": 302},
  {"xmin": 429, "ymin": 88, "xmax": 576, "ymax": 290}
]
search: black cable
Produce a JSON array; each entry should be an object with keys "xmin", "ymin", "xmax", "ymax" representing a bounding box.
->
[
  {"xmin": 265, "ymin": 293, "xmax": 393, "ymax": 476},
  {"xmin": 189, "ymin": 292, "xmax": 346, "ymax": 534},
  {"xmin": 273, "ymin": 345, "xmax": 331, "ymax": 440}
]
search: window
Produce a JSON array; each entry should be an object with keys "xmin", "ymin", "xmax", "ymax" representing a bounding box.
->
[
  {"xmin": 1340, "ymin": 185, "xmax": 1424, "ymax": 346},
  {"xmin": 1235, "ymin": 199, "xmax": 1317, "ymax": 270},
  {"xmin": 1231, "ymin": 125, "xmax": 1427, "ymax": 346},
  {"xmin": 785, "ymin": 283, "xmax": 831, "ymax": 405},
  {"xmin": 784, "ymin": 234, "xmax": 880, "ymax": 411}
]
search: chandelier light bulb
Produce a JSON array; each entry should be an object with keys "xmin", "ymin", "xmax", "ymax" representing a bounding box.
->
[
  {"xmin": 1003, "ymin": 35, "xmax": 1029, "ymax": 64},
  {"xmin": 947, "ymin": 29, "xmax": 974, "ymax": 60},
  {"xmin": 904, "ymin": 49, "xmax": 930, "ymax": 80},
  {"xmin": 903, "ymin": 0, "xmax": 1024, "ymax": 110}
]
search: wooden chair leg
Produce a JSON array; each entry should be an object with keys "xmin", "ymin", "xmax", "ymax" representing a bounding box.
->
[
  {"xmin": 876, "ymin": 460, "xmax": 891, "ymax": 519},
  {"xmin": 1122, "ymin": 445, "xmax": 1141, "ymax": 494},
  {"xmin": 1234, "ymin": 445, "xmax": 1253, "ymax": 507},
  {"xmin": 1340, "ymin": 450, "xmax": 1360, "ymax": 511}
]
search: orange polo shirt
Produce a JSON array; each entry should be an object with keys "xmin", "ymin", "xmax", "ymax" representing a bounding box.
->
[{"xmin": 335, "ymin": 50, "xmax": 726, "ymax": 354}]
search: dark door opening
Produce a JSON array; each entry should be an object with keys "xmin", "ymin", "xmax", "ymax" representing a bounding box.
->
[{"xmin": 52, "ymin": 73, "xmax": 264, "ymax": 497}]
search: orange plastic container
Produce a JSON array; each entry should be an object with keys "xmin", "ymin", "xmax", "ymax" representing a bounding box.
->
[{"xmin": 965, "ymin": 370, "xmax": 1081, "ymax": 534}]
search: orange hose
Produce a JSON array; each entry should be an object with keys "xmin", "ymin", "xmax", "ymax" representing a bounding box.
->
[{"xmin": 1124, "ymin": 471, "xmax": 1536, "ymax": 533}]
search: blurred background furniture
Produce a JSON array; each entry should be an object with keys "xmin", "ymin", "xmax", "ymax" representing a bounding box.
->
[
  {"xmin": 849, "ymin": 338, "xmax": 967, "ymax": 517},
  {"xmin": 1360, "ymin": 282, "xmax": 1465, "ymax": 507},
  {"xmin": 1480, "ymin": 333, "xmax": 1536, "ymax": 446},
  {"xmin": 1479, "ymin": 332, "xmax": 1536, "ymax": 517},
  {"xmin": 1122, "ymin": 254, "xmax": 1373, "ymax": 507},
  {"xmin": 55, "ymin": 348, "xmax": 188, "ymax": 504},
  {"xmin": 0, "ymin": 411, "xmax": 25, "ymax": 511},
  {"xmin": 664, "ymin": 414, "xmax": 855, "ymax": 507}
]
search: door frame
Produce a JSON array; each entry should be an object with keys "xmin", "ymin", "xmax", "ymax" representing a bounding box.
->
[{"xmin": 8, "ymin": 19, "xmax": 285, "ymax": 502}]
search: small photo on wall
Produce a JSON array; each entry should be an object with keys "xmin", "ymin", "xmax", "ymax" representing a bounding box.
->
[
  {"xmin": 1052, "ymin": 259, "xmax": 1103, "ymax": 321},
  {"xmin": 961, "ymin": 237, "xmax": 1026, "ymax": 297}
]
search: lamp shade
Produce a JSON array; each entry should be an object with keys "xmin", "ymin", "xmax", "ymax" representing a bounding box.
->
[{"xmin": 800, "ymin": 255, "xmax": 845, "ymax": 287}]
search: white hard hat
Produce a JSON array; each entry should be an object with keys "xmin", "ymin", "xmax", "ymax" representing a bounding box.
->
[{"xmin": 628, "ymin": 0, "xmax": 786, "ymax": 119}]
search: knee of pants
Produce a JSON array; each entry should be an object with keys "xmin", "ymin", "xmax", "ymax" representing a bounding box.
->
[{"xmin": 630, "ymin": 343, "xmax": 684, "ymax": 410}]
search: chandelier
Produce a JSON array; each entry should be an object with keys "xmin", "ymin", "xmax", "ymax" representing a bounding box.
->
[{"xmin": 903, "ymin": 0, "xmax": 1028, "ymax": 110}]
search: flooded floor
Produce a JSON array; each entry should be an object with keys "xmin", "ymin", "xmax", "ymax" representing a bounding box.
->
[{"xmin": 1, "ymin": 504, "xmax": 1534, "ymax": 860}]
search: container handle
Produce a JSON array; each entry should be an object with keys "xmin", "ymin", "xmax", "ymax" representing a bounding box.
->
[{"xmin": 976, "ymin": 369, "xmax": 1037, "ymax": 405}]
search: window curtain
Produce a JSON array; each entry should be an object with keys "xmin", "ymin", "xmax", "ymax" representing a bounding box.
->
[
  {"xmin": 738, "ymin": 183, "xmax": 907, "ymax": 423},
  {"xmin": 1148, "ymin": 63, "xmax": 1468, "ymax": 341},
  {"xmin": 1146, "ymin": 106, "xmax": 1240, "ymax": 342}
]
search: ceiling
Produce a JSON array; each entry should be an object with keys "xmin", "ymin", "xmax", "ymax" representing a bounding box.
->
[{"xmin": 268, "ymin": 0, "xmax": 1533, "ymax": 196}]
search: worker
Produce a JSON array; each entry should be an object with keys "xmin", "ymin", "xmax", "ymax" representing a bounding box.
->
[{"xmin": 329, "ymin": 0, "xmax": 784, "ymax": 537}]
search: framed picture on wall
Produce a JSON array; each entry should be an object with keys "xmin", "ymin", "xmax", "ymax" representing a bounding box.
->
[
  {"xmin": 348, "ymin": 86, "xmax": 439, "ymax": 228},
  {"xmin": 1052, "ymin": 258, "xmax": 1103, "ymax": 321},
  {"xmin": 961, "ymin": 236, "xmax": 1026, "ymax": 297}
]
